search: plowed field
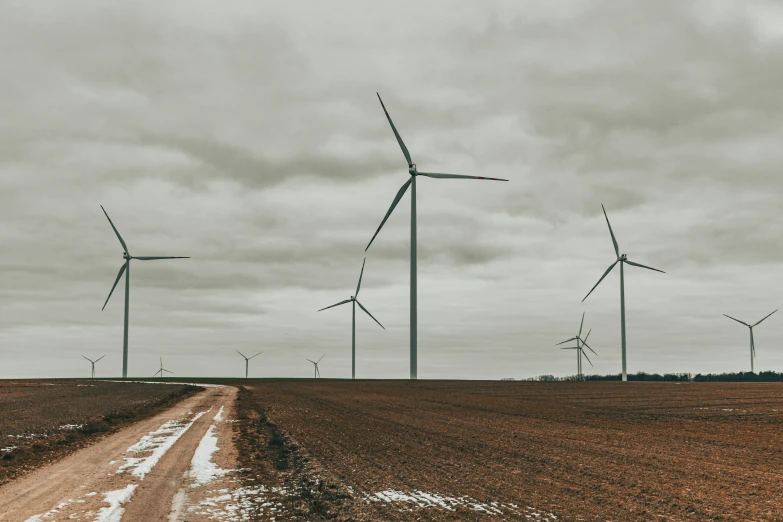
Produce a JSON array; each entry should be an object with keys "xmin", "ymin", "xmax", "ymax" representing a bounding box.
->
[{"xmin": 236, "ymin": 380, "xmax": 783, "ymax": 521}]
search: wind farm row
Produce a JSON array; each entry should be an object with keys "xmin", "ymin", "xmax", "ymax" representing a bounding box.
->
[{"xmin": 91, "ymin": 93, "xmax": 777, "ymax": 382}]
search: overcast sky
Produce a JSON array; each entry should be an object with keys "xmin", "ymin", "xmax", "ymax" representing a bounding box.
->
[{"xmin": 2, "ymin": 0, "xmax": 783, "ymax": 379}]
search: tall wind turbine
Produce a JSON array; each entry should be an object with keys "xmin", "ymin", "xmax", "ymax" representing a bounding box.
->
[
  {"xmin": 152, "ymin": 357, "xmax": 174, "ymax": 378},
  {"xmin": 307, "ymin": 354, "xmax": 325, "ymax": 379},
  {"xmin": 318, "ymin": 258, "xmax": 385, "ymax": 379},
  {"xmin": 723, "ymin": 309, "xmax": 777, "ymax": 373},
  {"xmin": 582, "ymin": 205, "xmax": 664, "ymax": 382},
  {"xmin": 100, "ymin": 206, "xmax": 189, "ymax": 378},
  {"xmin": 556, "ymin": 313, "xmax": 597, "ymax": 380},
  {"xmin": 81, "ymin": 355, "xmax": 105, "ymax": 379},
  {"xmin": 366, "ymin": 93, "xmax": 508, "ymax": 379},
  {"xmin": 236, "ymin": 350, "xmax": 261, "ymax": 379}
]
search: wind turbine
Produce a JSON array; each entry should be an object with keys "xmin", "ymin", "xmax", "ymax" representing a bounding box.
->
[
  {"xmin": 366, "ymin": 93, "xmax": 508, "ymax": 380},
  {"xmin": 317, "ymin": 258, "xmax": 385, "ymax": 379},
  {"xmin": 307, "ymin": 354, "xmax": 325, "ymax": 379},
  {"xmin": 152, "ymin": 357, "xmax": 174, "ymax": 378},
  {"xmin": 81, "ymin": 355, "xmax": 105, "ymax": 379},
  {"xmin": 582, "ymin": 204, "xmax": 664, "ymax": 382},
  {"xmin": 236, "ymin": 350, "xmax": 261, "ymax": 379},
  {"xmin": 556, "ymin": 313, "xmax": 597, "ymax": 380},
  {"xmin": 100, "ymin": 206, "xmax": 189, "ymax": 378},
  {"xmin": 723, "ymin": 310, "xmax": 777, "ymax": 373}
]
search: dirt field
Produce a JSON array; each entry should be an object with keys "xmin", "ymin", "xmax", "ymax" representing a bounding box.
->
[
  {"xmin": 233, "ymin": 380, "xmax": 783, "ymax": 521},
  {"xmin": 0, "ymin": 379, "xmax": 200, "ymax": 485}
]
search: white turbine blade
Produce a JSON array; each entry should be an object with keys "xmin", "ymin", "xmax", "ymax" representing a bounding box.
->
[
  {"xmin": 306, "ymin": 359, "xmax": 316, "ymax": 364},
  {"xmin": 581, "ymin": 349, "xmax": 594, "ymax": 367},
  {"xmin": 163, "ymin": 369, "xmax": 175, "ymax": 374},
  {"xmin": 236, "ymin": 349, "xmax": 248, "ymax": 359},
  {"xmin": 753, "ymin": 309, "xmax": 778, "ymax": 327},
  {"xmin": 135, "ymin": 256, "xmax": 190, "ymax": 260},
  {"xmin": 417, "ymin": 172, "xmax": 509, "ymax": 181},
  {"xmin": 578, "ymin": 312, "xmax": 585, "ymax": 338},
  {"xmin": 723, "ymin": 314, "xmax": 750, "ymax": 327},
  {"xmin": 582, "ymin": 328, "xmax": 592, "ymax": 344},
  {"xmin": 249, "ymin": 352, "xmax": 262, "ymax": 360},
  {"xmin": 82, "ymin": 355, "xmax": 93, "ymax": 363},
  {"xmin": 556, "ymin": 337, "xmax": 577, "ymax": 346},
  {"xmin": 96, "ymin": 355, "xmax": 106, "ymax": 363},
  {"xmin": 582, "ymin": 260, "xmax": 618, "ymax": 302},
  {"xmin": 581, "ymin": 337, "xmax": 598, "ymax": 356},
  {"xmin": 560, "ymin": 347, "xmax": 579, "ymax": 350},
  {"xmin": 101, "ymin": 205, "xmax": 128, "ymax": 252},
  {"xmin": 356, "ymin": 300, "xmax": 385, "ymax": 329},
  {"xmin": 625, "ymin": 259, "xmax": 665, "ymax": 274},
  {"xmin": 355, "ymin": 258, "xmax": 366, "ymax": 297},
  {"xmin": 317, "ymin": 354, "xmax": 326, "ymax": 364},
  {"xmin": 365, "ymin": 178, "xmax": 412, "ymax": 251},
  {"xmin": 102, "ymin": 263, "xmax": 127, "ymax": 310},
  {"xmin": 601, "ymin": 204, "xmax": 619, "ymax": 258},
  {"xmin": 377, "ymin": 93, "xmax": 412, "ymax": 167},
  {"xmin": 318, "ymin": 299, "xmax": 351, "ymax": 312}
]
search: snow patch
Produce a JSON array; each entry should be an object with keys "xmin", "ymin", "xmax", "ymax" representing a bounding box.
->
[
  {"xmin": 365, "ymin": 490, "xmax": 558, "ymax": 519},
  {"xmin": 95, "ymin": 484, "xmax": 137, "ymax": 522},
  {"xmin": 214, "ymin": 405, "xmax": 225, "ymax": 422},
  {"xmin": 116, "ymin": 410, "xmax": 207, "ymax": 480},
  {"xmin": 189, "ymin": 424, "xmax": 233, "ymax": 486}
]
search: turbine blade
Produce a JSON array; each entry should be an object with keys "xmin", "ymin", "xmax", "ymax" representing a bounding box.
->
[
  {"xmin": 751, "ymin": 329, "xmax": 755, "ymax": 356},
  {"xmin": 236, "ymin": 349, "xmax": 247, "ymax": 359},
  {"xmin": 556, "ymin": 337, "xmax": 577, "ymax": 345},
  {"xmin": 417, "ymin": 172, "xmax": 508, "ymax": 181},
  {"xmin": 723, "ymin": 314, "xmax": 750, "ymax": 327},
  {"xmin": 101, "ymin": 206, "xmax": 128, "ymax": 252},
  {"xmin": 582, "ymin": 328, "xmax": 592, "ymax": 344},
  {"xmin": 306, "ymin": 359, "xmax": 316, "ymax": 364},
  {"xmin": 625, "ymin": 259, "xmax": 665, "ymax": 274},
  {"xmin": 560, "ymin": 347, "xmax": 579, "ymax": 350},
  {"xmin": 164, "ymin": 369, "xmax": 175, "ymax": 374},
  {"xmin": 377, "ymin": 93, "xmax": 412, "ymax": 167},
  {"xmin": 355, "ymin": 258, "xmax": 366, "ymax": 297},
  {"xmin": 102, "ymin": 263, "xmax": 127, "ymax": 310},
  {"xmin": 356, "ymin": 300, "xmax": 385, "ymax": 329},
  {"xmin": 82, "ymin": 355, "xmax": 92, "ymax": 363},
  {"xmin": 579, "ymin": 312, "xmax": 585, "ymax": 338},
  {"xmin": 582, "ymin": 260, "xmax": 618, "ymax": 302},
  {"xmin": 601, "ymin": 204, "xmax": 619, "ymax": 257},
  {"xmin": 96, "ymin": 355, "xmax": 106, "ymax": 362},
  {"xmin": 317, "ymin": 354, "xmax": 325, "ymax": 363},
  {"xmin": 317, "ymin": 299, "xmax": 351, "ymax": 312},
  {"xmin": 581, "ymin": 337, "xmax": 598, "ymax": 356},
  {"xmin": 135, "ymin": 256, "xmax": 190, "ymax": 260},
  {"xmin": 582, "ymin": 349, "xmax": 594, "ymax": 367},
  {"xmin": 365, "ymin": 178, "xmax": 412, "ymax": 251},
  {"xmin": 753, "ymin": 309, "xmax": 778, "ymax": 327},
  {"xmin": 249, "ymin": 352, "xmax": 262, "ymax": 360}
]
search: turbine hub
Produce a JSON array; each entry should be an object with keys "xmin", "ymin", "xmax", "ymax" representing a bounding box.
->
[
  {"xmin": 621, "ymin": 254, "xmax": 627, "ymax": 260},
  {"xmin": 122, "ymin": 252, "xmax": 130, "ymax": 260},
  {"xmin": 409, "ymin": 164, "xmax": 417, "ymax": 176}
]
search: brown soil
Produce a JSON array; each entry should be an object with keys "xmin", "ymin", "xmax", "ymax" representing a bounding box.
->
[
  {"xmin": 234, "ymin": 380, "xmax": 783, "ymax": 521},
  {"xmin": 0, "ymin": 379, "xmax": 202, "ymax": 486}
]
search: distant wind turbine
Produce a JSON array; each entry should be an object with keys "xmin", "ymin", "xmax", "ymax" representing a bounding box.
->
[
  {"xmin": 100, "ymin": 206, "xmax": 189, "ymax": 378},
  {"xmin": 236, "ymin": 350, "xmax": 261, "ymax": 379},
  {"xmin": 582, "ymin": 204, "xmax": 664, "ymax": 382},
  {"xmin": 152, "ymin": 357, "xmax": 174, "ymax": 378},
  {"xmin": 723, "ymin": 310, "xmax": 777, "ymax": 373},
  {"xmin": 366, "ymin": 93, "xmax": 508, "ymax": 380},
  {"xmin": 307, "ymin": 354, "xmax": 325, "ymax": 379},
  {"xmin": 82, "ymin": 355, "xmax": 105, "ymax": 379},
  {"xmin": 318, "ymin": 258, "xmax": 384, "ymax": 379},
  {"xmin": 556, "ymin": 313, "xmax": 597, "ymax": 380}
]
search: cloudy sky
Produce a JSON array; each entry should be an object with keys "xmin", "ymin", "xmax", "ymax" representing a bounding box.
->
[{"xmin": 2, "ymin": 0, "xmax": 783, "ymax": 379}]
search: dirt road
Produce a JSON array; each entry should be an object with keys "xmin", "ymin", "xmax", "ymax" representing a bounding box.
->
[{"xmin": 0, "ymin": 385, "xmax": 241, "ymax": 522}]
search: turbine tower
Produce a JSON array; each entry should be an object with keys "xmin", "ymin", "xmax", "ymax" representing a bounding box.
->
[
  {"xmin": 366, "ymin": 93, "xmax": 508, "ymax": 379},
  {"xmin": 152, "ymin": 357, "xmax": 174, "ymax": 378},
  {"xmin": 307, "ymin": 354, "xmax": 325, "ymax": 379},
  {"xmin": 582, "ymin": 204, "xmax": 664, "ymax": 382},
  {"xmin": 81, "ymin": 355, "xmax": 105, "ymax": 379},
  {"xmin": 723, "ymin": 310, "xmax": 777, "ymax": 373},
  {"xmin": 100, "ymin": 206, "xmax": 189, "ymax": 378},
  {"xmin": 236, "ymin": 350, "xmax": 261, "ymax": 379},
  {"xmin": 318, "ymin": 258, "xmax": 385, "ymax": 379},
  {"xmin": 556, "ymin": 313, "xmax": 597, "ymax": 380}
]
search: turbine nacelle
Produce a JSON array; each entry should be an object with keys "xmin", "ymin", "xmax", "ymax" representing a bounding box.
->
[
  {"xmin": 619, "ymin": 254, "xmax": 627, "ymax": 261},
  {"xmin": 123, "ymin": 252, "xmax": 130, "ymax": 260},
  {"xmin": 408, "ymin": 164, "xmax": 417, "ymax": 176}
]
